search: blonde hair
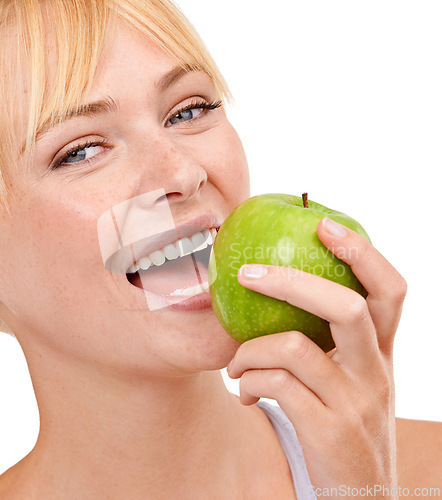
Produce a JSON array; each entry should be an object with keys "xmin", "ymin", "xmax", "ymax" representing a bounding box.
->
[{"xmin": 0, "ymin": 0, "xmax": 232, "ymax": 334}]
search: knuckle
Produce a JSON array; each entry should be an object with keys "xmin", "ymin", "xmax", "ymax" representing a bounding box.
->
[
  {"xmin": 381, "ymin": 274, "xmax": 408, "ymax": 307},
  {"xmin": 394, "ymin": 276, "xmax": 408, "ymax": 303},
  {"xmin": 282, "ymin": 332, "xmax": 311, "ymax": 362},
  {"xmin": 269, "ymin": 369, "xmax": 294, "ymax": 393},
  {"xmin": 344, "ymin": 294, "xmax": 370, "ymax": 324}
]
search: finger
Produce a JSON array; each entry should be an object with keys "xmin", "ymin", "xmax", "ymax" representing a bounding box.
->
[
  {"xmin": 228, "ymin": 331, "xmax": 348, "ymax": 408},
  {"xmin": 317, "ymin": 217, "xmax": 407, "ymax": 354},
  {"xmin": 238, "ymin": 368, "xmax": 328, "ymax": 436},
  {"xmin": 237, "ymin": 264, "xmax": 380, "ymax": 370}
]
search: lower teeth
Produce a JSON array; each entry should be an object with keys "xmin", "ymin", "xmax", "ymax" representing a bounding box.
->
[{"xmin": 169, "ymin": 281, "xmax": 209, "ymax": 297}]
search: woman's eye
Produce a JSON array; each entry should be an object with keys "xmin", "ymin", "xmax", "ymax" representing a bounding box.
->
[
  {"xmin": 164, "ymin": 99, "xmax": 222, "ymax": 128},
  {"xmin": 168, "ymin": 107, "xmax": 204, "ymax": 126},
  {"xmin": 58, "ymin": 142, "xmax": 106, "ymax": 167}
]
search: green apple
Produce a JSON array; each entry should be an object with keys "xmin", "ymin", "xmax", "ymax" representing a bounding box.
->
[{"xmin": 208, "ymin": 193, "xmax": 371, "ymax": 352}]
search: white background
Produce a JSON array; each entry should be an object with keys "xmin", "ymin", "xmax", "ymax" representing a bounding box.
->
[{"xmin": 1, "ymin": 0, "xmax": 441, "ymax": 474}]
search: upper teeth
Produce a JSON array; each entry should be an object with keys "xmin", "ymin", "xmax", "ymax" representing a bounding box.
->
[{"xmin": 127, "ymin": 228, "xmax": 218, "ymax": 274}]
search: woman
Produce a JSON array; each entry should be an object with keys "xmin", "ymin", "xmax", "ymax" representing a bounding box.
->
[{"xmin": 0, "ymin": 0, "xmax": 440, "ymax": 498}]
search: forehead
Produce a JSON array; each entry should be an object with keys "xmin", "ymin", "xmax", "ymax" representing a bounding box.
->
[{"xmin": 92, "ymin": 23, "xmax": 179, "ymax": 87}]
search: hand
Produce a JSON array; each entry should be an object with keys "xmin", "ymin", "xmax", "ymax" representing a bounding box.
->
[{"xmin": 227, "ymin": 217, "xmax": 407, "ymax": 497}]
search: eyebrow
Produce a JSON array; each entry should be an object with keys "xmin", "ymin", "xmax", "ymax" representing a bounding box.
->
[
  {"xmin": 32, "ymin": 97, "xmax": 118, "ymax": 146},
  {"xmin": 157, "ymin": 64, "xmax": 201, "ymax": 93},
  {"xmin": 31, "ymin": 64, "xmax": 201, "ymax": 146}
]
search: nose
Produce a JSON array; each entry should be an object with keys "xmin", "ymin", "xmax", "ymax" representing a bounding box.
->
[{"xmin": 136, "ymin": 135, "xmax": 208, "ymax": 207}]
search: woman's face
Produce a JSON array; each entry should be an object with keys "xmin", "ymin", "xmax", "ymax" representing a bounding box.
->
[{"xmin": 0, "ymin": 22, "xmax": 250, "ymax": 376}]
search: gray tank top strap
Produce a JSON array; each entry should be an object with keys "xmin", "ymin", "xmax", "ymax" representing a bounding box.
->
[{"xmin": 256, "ymin": 400, "xmax": 317, "ymax": 500}]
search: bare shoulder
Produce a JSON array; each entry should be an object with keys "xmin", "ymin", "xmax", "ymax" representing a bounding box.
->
[{"xmin": 395, "ymin": 417, "xmax": 442, "ymax": 490}]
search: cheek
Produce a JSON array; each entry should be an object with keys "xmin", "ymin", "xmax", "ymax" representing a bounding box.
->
[
  {"xmin": 1, "ymin": 187, "xmax": 112, "ymax": 328},
  {"xmin": 198, "ymin": 123, "xmax": 250, "ymax": 203},
  {"xmin": 31, "ymin": 195, "xmax": 101, "ymax": 272},
  {"xmin": 222, "ymin": 128, "xmax": 250, "ymax": 196}
]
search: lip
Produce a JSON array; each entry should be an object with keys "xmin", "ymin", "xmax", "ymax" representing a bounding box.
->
[
  {"xmin": 124, "ymin": 213, "xmax": 223, "ymax": 274},
  {"xmin": 126, "ymin": 274, "xmax": 213, "ymax": 310},
  {"xmin": 159, "ymin": 291, "xmax": 212, "ymax": 311}
]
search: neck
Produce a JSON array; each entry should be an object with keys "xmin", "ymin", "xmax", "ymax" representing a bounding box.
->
[{"xmin": 12, "ymin": 348, "xmax": 259, "ymax": 499}]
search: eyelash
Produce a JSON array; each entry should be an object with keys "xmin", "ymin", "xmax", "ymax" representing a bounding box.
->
[
  {"xmin": 165, "ymin": 98, "xmax": 223, "ymax": 127},
  {"xmin": 54, "ymin": 139, "xmax": 109, "ymax": 170},
  {"xmin": 53, "ymin": 99, "xmax": 223, "ymax": 169}
]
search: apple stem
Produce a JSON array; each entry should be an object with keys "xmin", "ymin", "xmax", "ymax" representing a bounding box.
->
[{"xmin": 302, "ymin": 192, "xmax": 309, "ymax": 208}]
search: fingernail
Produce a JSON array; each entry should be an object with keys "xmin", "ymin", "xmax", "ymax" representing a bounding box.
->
[
  {"xmin": 323, "ymin": 217, "xmax": 347, "ymax": 237},
  {"xmin": 227, "ymin": 360, "xmax": 233, "ymax": 373},
  {"xmin": 240, "ymin": 265, "xmax": 268, "ymax": 279}
]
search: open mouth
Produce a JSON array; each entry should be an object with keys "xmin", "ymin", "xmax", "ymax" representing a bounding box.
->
[{"xmin": 126, "ymin": 228, "xmax": 218, "ymax": 299}]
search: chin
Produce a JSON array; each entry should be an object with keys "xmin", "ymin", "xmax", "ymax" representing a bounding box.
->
[
  {"xmin": 194, "ymin": 332, "xmax": 241, "ymax": 372},
  {"xmin": 154, "ymin": 316, "xmax": 242, "ymax": 375}
]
